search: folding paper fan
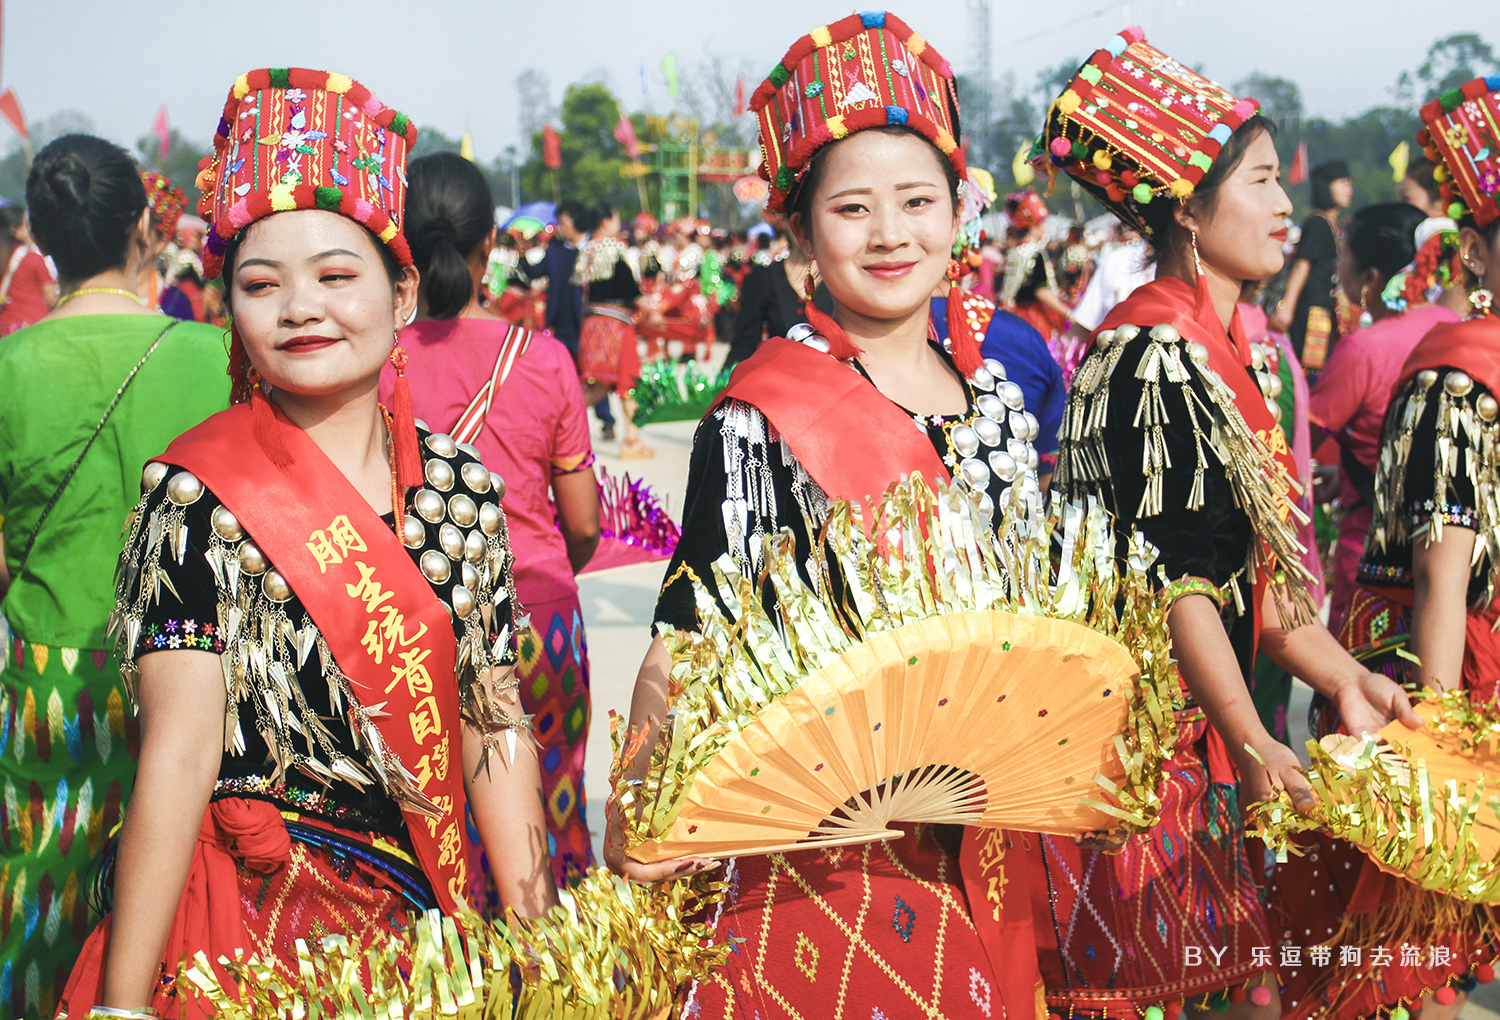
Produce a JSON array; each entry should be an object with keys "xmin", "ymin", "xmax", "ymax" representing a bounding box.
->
[
  {"xmin": 1252, "ymin": 693, "xmax": 1500, "ymax": 904},
  {"xmin": 612, "ymin": 479, "xmax": 1181, "ymax": 863}
]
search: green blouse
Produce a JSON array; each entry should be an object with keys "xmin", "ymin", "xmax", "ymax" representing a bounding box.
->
[{"xmin": 0, "ymin": 313, "xmax": 229, "ymax": 649}]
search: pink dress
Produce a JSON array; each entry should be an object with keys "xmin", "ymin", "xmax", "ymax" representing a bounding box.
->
[
  {"xmin": 381, "ymin": 318, "xmax": 597, "ymax": 888},
  {"xmin": 1308, "ymin": 303, "xmax": 1460, "ymax": 631}
]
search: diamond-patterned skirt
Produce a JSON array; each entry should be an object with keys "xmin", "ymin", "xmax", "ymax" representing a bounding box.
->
[
  {"xmin": 681, "ymin": 824, "xmax": 1005, "ymax": 1020},
  {"xmin": 1028, "ymin": 715, "xmax": 1274, "ymax": 1015},
  {"xmin": 473, "ymin": 594, "xmax": 592, "ymax": 896}
]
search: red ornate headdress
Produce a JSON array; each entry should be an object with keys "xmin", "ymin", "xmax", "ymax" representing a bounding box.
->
[
  {"xmin": 1418, "ymin": 75, "xmax": 1500, "ymax": 229},
  {"xmin": 140, "ymin": 171, "xmax": 185, "ymax": 241},
  {"xmin": 1004, "ymin": 190, "xmax": 1049, "ymax": 231},
  {"xmin": 196, "ymin": 68, "xmax": 422, "ymax": 486},
  {"xmin": 1033, "ymin": 27, "xmax": 1260, "ymax": 236},
  {"xmin": 751, "ymin": 10, "xmax": 964, "ymax": 213},
  {"xmin": 196, "ymin": 68, "xmax": 418, "ymax": 279}
]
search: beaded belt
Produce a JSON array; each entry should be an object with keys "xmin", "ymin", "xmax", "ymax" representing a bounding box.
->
[{"xmin": 213, "ymin": 774, "xmax": 401, "ymax": 834}]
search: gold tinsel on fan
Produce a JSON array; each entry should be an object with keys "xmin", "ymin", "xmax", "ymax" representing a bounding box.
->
[
  {"xmin": 612, "ymin": 477, "xmax": 1182, "ymax": 863},
  {"xmin": 1251, "ymin": 689, "xmax": 1500, "ymax": 904},
  {"xmin": 170, "ymin": 868, "xmax": 730, "ymax": 1018}
]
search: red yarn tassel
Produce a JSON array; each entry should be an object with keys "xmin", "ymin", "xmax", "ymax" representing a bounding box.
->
[
  {"xmin": 387, "ymin": 346, "xmax": 424, "ymax": 489},
  {"xmin": 250, "ymin": 386, "xmax": 295, "ymax": 470},
  {"xmin": 802, "ymin": 301, "xmax": 862, "ymax": 361},
  {"xmin": 946, "ymin": 282, "xmax": 984, "ymax": 376}
]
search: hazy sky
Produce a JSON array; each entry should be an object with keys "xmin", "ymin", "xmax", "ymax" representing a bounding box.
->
[{"xmin": 6, "ymin": 0, "xmax": 1494, "ymax": 162}]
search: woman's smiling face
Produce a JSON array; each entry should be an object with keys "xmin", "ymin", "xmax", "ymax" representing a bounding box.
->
[
  {"xmin": 793, "ymin": 129, "xmax": 959, "ymax": 323},
  {"xmin": 229, "ymin": 209, "xmax": 417, "ymax": 400}
]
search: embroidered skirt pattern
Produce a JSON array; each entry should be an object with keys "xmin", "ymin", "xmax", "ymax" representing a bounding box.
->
[
  {"xmin": 577, "ymin": 305, "xmax": 641, "ymax": 395},
  {"xmin": 473, "ymin": 594, "xmax": 593, "ymax": 893},
  {"xmin": 0, "ymin": 643, "xmax": 135, "ymax": 1020},
  {"xmin": 681, "ymin": 824, "xmax": 1005, "ymax": 1020},
  {"xmin": 1029, "ymin": 715, "xmax": 1274, "ymax": 1014}
]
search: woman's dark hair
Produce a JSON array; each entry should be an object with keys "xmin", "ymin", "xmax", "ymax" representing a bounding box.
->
[
  {"xmin": 219, "ymin": 218, "xmax": 404, "ymax": 297},
  {"xmin": 1139, "ymin": 114, "xmax": 1277, "ymax": 268},
  {"xmin": 1344, "ymin": 202, "xmax": 1427, "ymax": 278},
  {"xmin": 404, "ymin": 152, "xmax": 495, "ymax": 319},
  {"xmin": 556, "ymin": 198, "xmax": 595, "ymax": 234},
  {"xmin": 787, "ymin": 125, "xmax": 961, "ymax": 241},
  {"xmin": 1309, "ymin": 159, "xmax": 1351, "ymax": 210},
  {"xmin": 1403, "ymin": 157, "xmax": 1439, "ymax": 205},
  {"xmin": 26, "ymin": 134, "xmax": 146, "ymax": 286}
]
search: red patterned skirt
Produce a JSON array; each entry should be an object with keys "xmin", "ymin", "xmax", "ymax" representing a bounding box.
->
[
  {"xmin": 1265, "ymin": 586, "xmax": 1500, "ymax": 1020},
  {"xmin": 682, "ymin": 825, "xmax": 1006, "ymax": 1020},
  {"xmin": 58, "ymin": 799, "xmax": 427, "ymax": 1019},
  {"xmin": 578, "ymin": 304, "xmax": 641, "ymax": 394},
  {"xmin": 1027, "ymin": 713, "xmax": 1275, "ymax": 1015}
]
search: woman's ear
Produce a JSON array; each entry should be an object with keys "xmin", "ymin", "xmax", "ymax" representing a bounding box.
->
[
  {"xmin": 1172, "ymin": 199, "xmax": 1202, "ymax": 237},
  {"xmin": 788, "ymin": 210, "xmax": 812, "ymax": 260},
  {"xmin": 1459, "ymin": 225, "xmax": 1496, "ymax": 292},
  {"xmin": 135, "ymin": 207, "xmax": 160, "ymax": 260},
  {"xmin": 394, "ymin": 264, "xmax": 420, "ymax": 328}
]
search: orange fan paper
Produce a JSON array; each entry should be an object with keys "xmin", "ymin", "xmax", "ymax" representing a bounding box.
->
[
  {"xmin": 612, "ymin": 479, "xmax": 1181, "ymax": 863},
  {"xmin": 1252, "ymin": 690, "xmax": 1500, "ymax": 904}
]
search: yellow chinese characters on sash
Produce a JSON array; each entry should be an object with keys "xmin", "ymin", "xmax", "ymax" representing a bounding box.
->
[{"xmin": 158, "ymin": 398, "xmax": 471, "ymax": 913}]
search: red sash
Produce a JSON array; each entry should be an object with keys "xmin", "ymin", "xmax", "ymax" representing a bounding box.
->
[
  {"xmin": 1394, "ymin": 315, "xmax": 1500, "ymax": 397},
  {"xmin": 717, "ymin": 334, "xmax": 1045, "ymax": 1020},
  {"xmin": 159, "ymin": 396, "xmax": 470, "ymax": 913},
  {"xmin": 715, "ymin": 336, "xmax": 949, "ymax": 505}
]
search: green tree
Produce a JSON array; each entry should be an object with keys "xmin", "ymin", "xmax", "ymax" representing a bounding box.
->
[
  {"xmin": 521, "ymin": 83, "xmax": 636, "ymax": 210},
  {"xmin": 135, "ymin": 128, "xmax": 212, "ymax": 209},
  {"xmin": 1233, "ymin": 74, "xmax": 1304, "ymax": 126},
  {"xmin": 1397, "ymin": 33, "xmax": 1499, "ymax": 103},
  {"xmin": 0, "ymin": 109, "xmax": 98, "ymax": 203}
]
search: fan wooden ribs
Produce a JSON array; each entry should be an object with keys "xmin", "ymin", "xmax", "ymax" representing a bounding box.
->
[{"xmin": 629, "ymin": 610, "xmax": 1140, "ymax": 862}]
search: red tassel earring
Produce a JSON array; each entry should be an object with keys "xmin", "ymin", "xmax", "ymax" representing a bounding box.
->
[
  {"xmin": 798, "ymin": 258, "xmax": 861, "ymax": 361},
  {"xmin": 944, "ymin": 258, "xmax": 984, "ymax": 376},
  {"xmin": 386, "ymin": 339, "xmax": 424, "ymax": 489}
]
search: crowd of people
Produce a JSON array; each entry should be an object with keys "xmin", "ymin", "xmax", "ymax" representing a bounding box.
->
[{"xmin": 0, "ymin": 10, "xmax": 1496, "ymax": 1020}]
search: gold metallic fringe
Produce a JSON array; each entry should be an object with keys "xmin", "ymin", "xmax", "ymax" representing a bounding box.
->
[
  {"xmin": 1371, "ymin": 369, "xmax": 1500, "ymax": 610},
  {"xmin": 173, "ymin": 868, "xmax": 731, "ymax": 1018},
  {"xmin": 1057, "ymin": 323, "xmax": 1318, "ymax": 629},
  {"xmin": 612, "ymin": 476, "xmax": 1182, "ymax": 854},
  {"xmin": 1249, "ymin": 688, "xmax": 1500, "ymax": 903}
]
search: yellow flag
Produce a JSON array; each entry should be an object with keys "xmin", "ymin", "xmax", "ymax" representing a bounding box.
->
[
  {"xmin": 1389, "ymin": 140, "xmax": 1410, "ymax": 183},
  {"xmin": 460, "ymin": 131, "xmax": 475, "ymax": 162},
  {"xmin": 1012, "ymin": 139, "xmax": 1035, "ymax": 186}
]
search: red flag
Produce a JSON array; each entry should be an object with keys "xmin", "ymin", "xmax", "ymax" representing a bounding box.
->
[
  {"xmin": 542, "ymin": 124, "xmax": 562, "ymax": 170},
  {"xmin": 613, "ymin": 112, "xmax": 640, "ymax": 160},
  {"xmin": 733, "ymin": 73, "xmax": 748, "ymax": 117},
  {"xmin": 152, "ymin": 105, "xmax": 171, "ymax": 162},
  {"xmin": 1288, "ymin": 141, "xmax": 1308, "ymax": 185},
  {"xmin": 0, "ymin": 88, "xmax": 27, "ymax": 140}
]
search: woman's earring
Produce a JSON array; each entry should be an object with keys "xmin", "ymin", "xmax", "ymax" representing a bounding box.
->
[
  {"xmin": 1470, "ymin": 286, "xmax": 1495, "ymax": 317},
  {"xmin": 246, "ymin": 364, "xmax": 262, "ymax": 386},
  {"xmin": 1190, "ymin": 230, "xmax": 1204, "ymax": 277},
  {"xmin": 802, "ymin": 260, "xmax": 818, "ymax": 301}
]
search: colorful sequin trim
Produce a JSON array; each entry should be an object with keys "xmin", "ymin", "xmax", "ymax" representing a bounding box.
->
[
  {"xmin": 551, "ymin": 450, "xmax": 596, "ymax": 476},
  {"xmin": 1160, "ymin": 576, "xmax": 1229, "ymax": 610},
  {"xmin": 215, "ymin": 774, "xmax": 399, "ymax": 833},
  {"xmin": 1411, "ymin": 499, "xmax": 1480, "ymax": 531},
  {"xmin": 136, "ymin": 618, "xmax": 225, "ymax": 656}
]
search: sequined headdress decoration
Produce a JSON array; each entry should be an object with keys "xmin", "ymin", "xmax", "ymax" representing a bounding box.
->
[
  {"xmin": 1005, "ymin": 189, "xmax": 1049, "ymax": 231},
  {"xmin": 751, "ymin": 10, "xmax": 964, "ymax": 214},
  {"xmin": 196, "ymin": 68, "xmax": 422, "ymax": 485},
  {"xmin": 1418, "ymin": 74, "xmax": 1500, "ymax": 229},
  {"xmin": 140, "ymin": 171, "xmax": 185, "ymax": 241},
  {"xmin": 1032, "ymin": 27, "xmax": 1260, "ymax": 237},
  {"xmin": 195, "ymin": 68, "xmax": 417, "ymax": 279}
]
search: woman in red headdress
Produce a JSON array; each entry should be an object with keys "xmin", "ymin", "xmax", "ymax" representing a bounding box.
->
[
  {"xmin": 57, "ymin": 68, "xmax": 556, "ymax": 1020},
  {"xmin": 1263, "ymin": 75, "xmax": 1500, "ymax": 1020},
  {"xmin": 1028, "ymin": 28, "xmax": 1419, "ymax": 1020},
  {"xmin": 606, "ymin": 12, "xmax": 1052, "ymax": 1019}
]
